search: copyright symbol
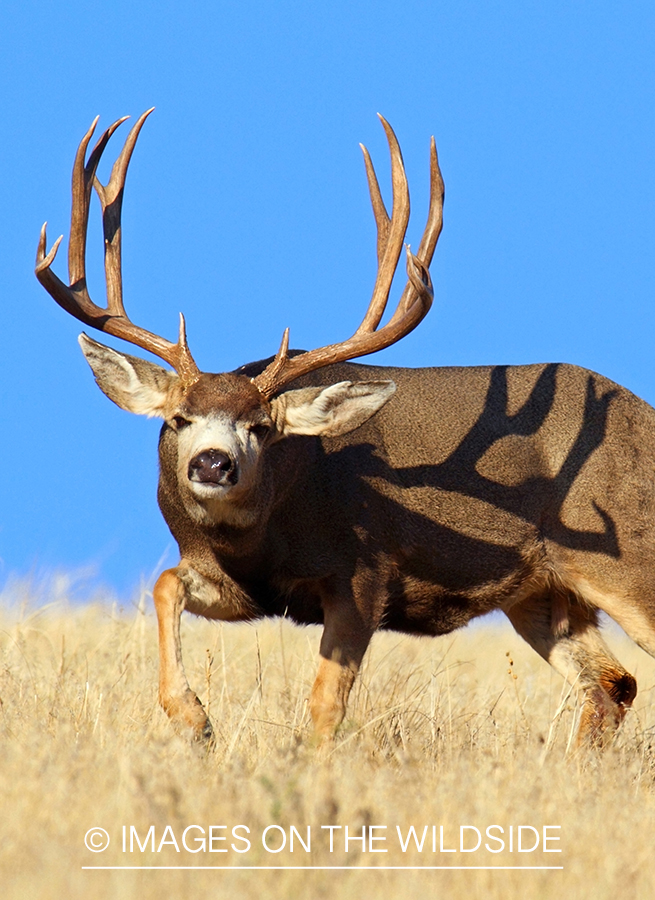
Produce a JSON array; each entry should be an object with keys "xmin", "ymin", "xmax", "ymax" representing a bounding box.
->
[{"xmin": 84, "ymin": 827, "xmax": 110, "ymax": 852}]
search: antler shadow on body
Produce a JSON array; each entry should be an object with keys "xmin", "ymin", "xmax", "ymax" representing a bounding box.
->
[{"xmin": 391, "ymin": 363, "xmax": 620, "ymax": 556}]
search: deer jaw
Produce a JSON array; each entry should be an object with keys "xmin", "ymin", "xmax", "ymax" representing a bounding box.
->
[{"xmin": 79, "ymin": 333, "xmax": 396, "ymax": 529}]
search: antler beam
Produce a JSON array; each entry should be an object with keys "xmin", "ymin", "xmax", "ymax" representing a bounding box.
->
[
  {"xmin": 252, "ymin": 116, "xmax": 444, "ymax": 398},
  {"xmin": 35, "ymin": 110, "xmax": 200, "ymax": 385}
]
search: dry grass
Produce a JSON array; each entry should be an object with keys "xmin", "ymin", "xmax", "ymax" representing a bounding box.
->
[{"xmin": 2, "ymin": 580, "xmax": 655, "ymax": 899}]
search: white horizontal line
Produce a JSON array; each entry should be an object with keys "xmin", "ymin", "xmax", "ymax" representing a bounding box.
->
[{"xmin": 82, "ymin": 865, "xmax": 564, "ymax": 871}]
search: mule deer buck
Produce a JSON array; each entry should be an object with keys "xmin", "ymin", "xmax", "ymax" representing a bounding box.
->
[{"xmin": 37, "ymin": 110, "xmax": 651, "ymax": 750}]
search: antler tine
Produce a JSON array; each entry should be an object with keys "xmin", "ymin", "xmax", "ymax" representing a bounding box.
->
[
  {"xmin": 355, "ymin": 115, "xmax": 410, "ymax": 335},
  {"xmin": 252, "ymin": 121, "xmax": 443, "ymax": 400},
  {"xmin": 389, "ymin": 136, "xmax": 444, "ymax": 325},
  {"xmin": 36, "ymin": 111, "xmax": 200, "ymax": 386},
  {"xmin": 359, "ymin": 143, "xmax": 389, "ymax": 264},
  {"xmin": 419, "ymin": 136, "xmax": 445, "ymax": 264},
  {"xmin": 68, "ymin": 115, "xmax": 129, "ymax": 286},
  {"xmin": 93, "ymin": 108, "xmax": 154, "ymax": 320}
]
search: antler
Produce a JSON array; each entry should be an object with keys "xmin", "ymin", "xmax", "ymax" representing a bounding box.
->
[
  {"xmin": 35, "ymin": 110, "xmax": 200, "ymax": 386},
  {"xmin": 252, "ymin": 116, "xmax": 444, "ymax": 398}
]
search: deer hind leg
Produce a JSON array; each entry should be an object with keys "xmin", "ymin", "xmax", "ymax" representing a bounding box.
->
[
  {"xmin": 153, "ymin": 568, "xmax": 214, "ymax": 747},
  {"xmin": 570, "ymin": 578, "xmax": 655, "ymax": 660},
  {"xmin": 505, "ymin": 591, "xmax": 636, "ymax": 748},
  {"xmin": 310, "ymin": 598, "xmax": 372, "ymax": 742}
]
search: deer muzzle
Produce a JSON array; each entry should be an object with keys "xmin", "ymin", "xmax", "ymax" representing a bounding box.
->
[{"xmin": 188, "ymin": 450, "xmax": 238, "ymax": 486}]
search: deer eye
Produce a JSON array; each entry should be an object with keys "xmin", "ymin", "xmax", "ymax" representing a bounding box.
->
[
  {"xmin": 172, "ymin": 415, "xmax": 191, "ymax": 430},
  {"xmin": 249, "ymin": 422, "xmax": 271, "ymax": 440}
]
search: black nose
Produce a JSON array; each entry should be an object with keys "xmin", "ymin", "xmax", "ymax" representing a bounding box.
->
[{"xmin": 188, "ymin": 450, "xmax": 237, "ymax": 486}]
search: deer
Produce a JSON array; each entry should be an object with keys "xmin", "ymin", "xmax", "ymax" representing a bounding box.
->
[{"xmin": 36, "ymin": 110, "xmax": 654, "ymax": 752}]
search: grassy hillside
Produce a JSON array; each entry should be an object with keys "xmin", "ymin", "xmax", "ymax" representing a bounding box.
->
[{"xmin": 1, "ymin": 587, "xmax": 655, "ymax": 898}]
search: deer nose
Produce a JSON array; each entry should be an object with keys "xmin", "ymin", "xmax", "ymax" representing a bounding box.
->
[{"xmin": 188, "ymin": 450, "xmax": 237, "ymax": 485}]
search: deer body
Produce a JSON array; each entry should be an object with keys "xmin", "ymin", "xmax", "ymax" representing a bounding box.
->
[
  {"xmin": 128, "ymin": 353, "xmax": 649, "ymax": 744},
  {"xmin": 37, "ymin": 111, "xmax": 650, "ymax": 748}
]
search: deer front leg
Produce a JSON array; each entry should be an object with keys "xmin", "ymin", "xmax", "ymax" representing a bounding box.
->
[
  {"xmin": 310, "ymin": 599, "xmax": 372, "ymax": 742},
  {"xmin": 153, "ymin": 567, "xmax": 214, "ymax": 747}
]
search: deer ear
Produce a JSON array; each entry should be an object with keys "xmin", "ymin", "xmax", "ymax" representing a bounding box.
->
[
  {"xmin": 78, "ymin": 333, "xmax": 179, "ymax": 418},
  {"xmin": 271, "ymin": 380, "xmax": 396, "ymax": 437}
]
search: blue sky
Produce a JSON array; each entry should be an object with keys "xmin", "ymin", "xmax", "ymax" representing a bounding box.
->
[{"xmin": 1, "ymin": 1, "xmax": 655, "ymax": 597}]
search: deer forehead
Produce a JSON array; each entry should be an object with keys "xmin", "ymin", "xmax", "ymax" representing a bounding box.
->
[{"xmin": 178, "ymin": 372, "xmax": 271, "ymax": 422}]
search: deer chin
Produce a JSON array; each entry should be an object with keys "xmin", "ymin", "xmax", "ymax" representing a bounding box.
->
[
  {"xmin": 188, "ymin": 480, "xmax": 234, "ymax": 501},
  {"xmin": 185, "ymin": 481, "xmax": 259, "ymax": 528}
]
